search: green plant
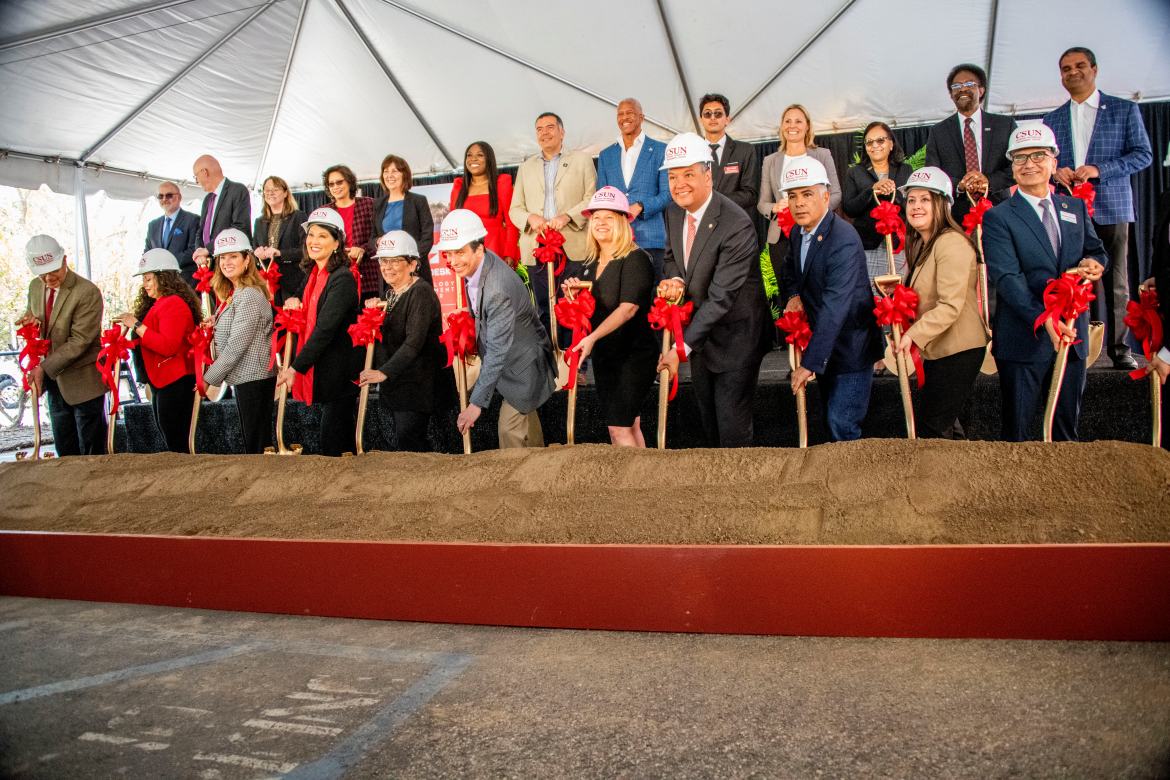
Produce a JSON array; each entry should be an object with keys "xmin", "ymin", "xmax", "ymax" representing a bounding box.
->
[
  {"xmin": 906, "ymin": 144, "xmax": 928, "ymax": 170},
  {"xmin": 759, "ymin": 245, "xmax": 781, "ymax": 321}
]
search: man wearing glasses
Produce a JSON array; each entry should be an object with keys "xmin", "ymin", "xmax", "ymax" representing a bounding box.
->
[
  {"xmin": 144, "ymin": 181, "xmax": 201, "ymax": 288},
  {"xmin": 698, "ymin": 93, "xmax": 760, "ymax": 219},
  {"xmin": 925, "ymin": 63, "xmax": 1016, "ymax": 224},
  {"xmin": 190, "ymin": 154, "xmax": 253, "ymax": 272}
]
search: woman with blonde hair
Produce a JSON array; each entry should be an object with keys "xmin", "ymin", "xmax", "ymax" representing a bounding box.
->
[
  {"xmin": 559, "ymin": 187, "xmax": 658, "ymax": 447},
  {"xmin": 758, "ymin": 104, "xmax": 842, "ymax": 291},
  {"xmin": 252, "ymin": 175, "xmax": 307, "ymax": 306},
  {"xmin": 202, "ymin": 229, "xmax": 278, "ymax": 454}
]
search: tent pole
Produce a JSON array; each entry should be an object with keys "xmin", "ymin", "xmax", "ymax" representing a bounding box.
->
[
  {"xmin": 653, "ymin": 0, "xmax": 700, "ymax": 133},
  {"xmin": 254, "ymin": 0, "xmax": 311, "ymax": 189},
  {"xmin": 735, "ymin": 0, "xmax": 858, "ymax": 119},
  {"xmin": 73, "ymin": 165, "xmax": 92, "ymax": 279},
  {"xmin": 0, "ymin": 0, "xmax": 197, "ymax": 53},
  {"xmin": 983, "ymin": 0, "xmax": 1001, "ymax": 108},
  {"xmin": 80, "ymin": 0, "xmax": 279, "ymax": 163},
  {"xmin": 372, "ymin": 0, "xmax": 684, "ymax": 136}
]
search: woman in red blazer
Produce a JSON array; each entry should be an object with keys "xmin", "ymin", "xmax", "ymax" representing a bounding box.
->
[
  {"xmin": 450, "ymin": 142, "xmax": 519, "ymax": 267},
  {"xmin": 117, "ymin": 249, "xmax": 202, "ymax": 453}
]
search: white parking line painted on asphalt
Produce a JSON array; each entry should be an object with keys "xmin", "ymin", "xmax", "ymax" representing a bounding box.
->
[
  {"xmin": 193, "ymin": 753, "xmax": 298, "ymax": 773},
  {"xmin": 78, "ymin": 732, "xmax": 136, "ymax": 745},
  {"xmin": 298, "ymin": 697, "xmax": 379, "ymax": 712},
  {"xmin": 286, "ymin": 692, "xmax": 336, "ymax": 701},
  {"xmin": 133, "ymin": 742, "xmax": 170, "ymax": 751},
  {"xmin": 243, "ymin": 719, "xmax": 342, "ymax": 737}
]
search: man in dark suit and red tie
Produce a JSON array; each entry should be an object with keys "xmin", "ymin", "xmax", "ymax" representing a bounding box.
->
[
  {"xmin": 1044, "ymin": 47, "xmax": 1153, "ymax": 371},
  {"xmin": 657, "ymin": 132, "xmax": 771, "ymax": 448},
  {"xmin": 698, "ymin": 93, "xmax": 760, "ymax": 219},
  {"xmin": 144, "ymin": 181, "xmax": 201, "ymax": 288},
  {"xmin": 190, "ymin": 154, "xmax": 252, "ymax": 273},
  {"xmin": 925, "ymin": 63, "xmax": 1017, "ymax": 225}
]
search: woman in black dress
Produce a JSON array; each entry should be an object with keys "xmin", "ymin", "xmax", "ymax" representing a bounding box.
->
[{"xmin": 561, "ymin": 187, "xmax": 658, "ymax": 447}]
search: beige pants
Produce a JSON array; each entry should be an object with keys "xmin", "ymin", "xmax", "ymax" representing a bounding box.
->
[{"xmin": 498, "ymin": 399, "xmax": 544, "ymax": 449}]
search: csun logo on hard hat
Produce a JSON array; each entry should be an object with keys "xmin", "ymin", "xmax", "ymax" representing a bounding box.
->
[
  {"xmin": 440, "ymin": 228, "xmax": 460, "ymax": 242},
  {"xmin": 1015, "ymin": 128, "xmax": 1043, "ymax": 142},
  {"xmin": 32, "ymin": 253, "xmax": 56, "ymax": 268},
  {"xmin": 594, "ymin": 189, "xmax": 616, "ymax": 203},
  {"xmin": 664, "ymin": 145, "xmax": 687, "ymax": 162},
  {"xmin": 908, "ymin": 171, "xmax": 930, "ymax": 184},
  {"xmin": 784, "ymin": 168, "xmax": 808, "ymax": 183},
  {"xmin": 138, "ymin": 254, "xmax": 148, "ymax": 268}
]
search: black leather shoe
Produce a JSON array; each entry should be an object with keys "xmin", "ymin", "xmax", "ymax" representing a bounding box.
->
[{"xmin": 1112, "ymin": 354, "xmax": 1139, "ymax": 371}]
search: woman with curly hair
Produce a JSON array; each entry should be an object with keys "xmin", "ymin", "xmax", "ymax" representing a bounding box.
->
[{"xmin": 117, "ymin": 248, "xmax": 203, "ymax": 453}]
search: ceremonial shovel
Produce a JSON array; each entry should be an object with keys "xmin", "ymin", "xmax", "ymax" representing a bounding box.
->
[
  {"xmin": 965, "ymin": 193, "xmax": 997, "ymax": 375},
  {"xmin": 15, "ymin": 325, "xmax": 52, "ymax": 461},
  {"xmin": 265, "ymin": 314, "xmax": 302, "ymax": 455},
  {"xmin": 562, "ymin": 281, "xmax": 592, "ymax": 445},
  {"xmin": 105, "ymin": 325, "xmax": 131, "ymax": 454},
  {"xmin": 452, "ymin": 279, "xmax": 473, "ymax": 455},
  {"xmin": 655, "ymin": 289, "xmax": 683, "ymax": 450},
  {"xmin": 1042, "ymin": 270, "xmax": 1092, "ymax": 443},
  {"xmin": 789, "ymin": 336, "xmax": 808, "ymax": 449},
  {"xmin": 875, "ymin": 228, "xmax": 916, "ymax": 439},
  {"xmin": 354, "ymin": 301, "xmax": 388, "ymax": 456}
]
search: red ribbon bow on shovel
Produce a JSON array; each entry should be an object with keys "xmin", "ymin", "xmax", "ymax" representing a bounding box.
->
[
  {"xmin": 871, "ymin": 201, "xmax": 906, "ymax": 255},
  {"xmin": 873, "ymin": 284, "xmax": 925, "ymax": 388},
  {"xmin": 962, "ymin": 197, "xmax": 994, "ymax": 236},
  {"xmin": 440, "ymin": 311, "xmax": 477, "ymax": 368},
  {"xmin": 187, "ymin": 325, "xmax": 215, "ymax": 398},
  {"xmin": 1123, "ymin": 289, "xmax": 1162, "ymax": 380},
  {"xmin": 348, "ymin": 306, "xmax": 385, "ymax": 348},
  {"xmin": 1034, "ymin": 272, "xmax": 1094, "ymax": 339},
  {"xmin": 1070, "ymin": 182, "xmax": 1096, "ymax": 219},
  {"xmin": 269, "ymin": 307, "xmax": 306, "ymax": 370},
  {"xmin": 647, "ymin": 296, "xmax": 694, "ymax": 400},
  {"xmin": 775, "ymin": 206, "xmax": 796, "ymax": 239},
  {"xmin": 554, "ymin": 290, "xmax": 596, "ymax": 390},
  {"xmin": 16, "ymin": 322, "xmax": 51, "ymax": 392},
  {"xmin": 96, "ymin": 326, "xmax": 139, "ymax": 416},
  {"xmin": 261, "ymin": 262, "xmax": 282, "ymax": 299},
  {"xmin": 535, "ymin": 229, "xmax": 567, "ymax": 275},
  {"xmin": 193, "ymin": 265, "xmax": 214, "ymax": 295},
  {"xmin": 775, "ymin": 310, "xmax": 812, "ymax": 352}
]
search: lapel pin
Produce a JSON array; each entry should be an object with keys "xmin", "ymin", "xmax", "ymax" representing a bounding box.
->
[
  {"xmin": 708, "ymin": 223, "xmax": 713, "ymax": 229},
  {"xmin": 817, "ymin": 235, "xmax": 823, "ymax": 242}
]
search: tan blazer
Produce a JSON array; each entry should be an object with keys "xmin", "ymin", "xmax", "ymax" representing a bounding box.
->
[
  {"xmin": 508, "ymin": 148, "xmax": 597, "ymax": 266},
  {"xmin": 24, "ymin": 269, "xmax": 106, "ymax": 405},
  {"xmin": 905, "ymin": 231, "xmax": 990, "ymax": 360}
]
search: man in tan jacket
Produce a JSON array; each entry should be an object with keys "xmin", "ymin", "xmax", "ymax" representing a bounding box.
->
[
  {"xmin": 509, "ymin": 112, "xmax": 596, "ymax": 348},
  {"xmin": 17, "ymin": 235, "xmax": 108, "ymax": 455}
]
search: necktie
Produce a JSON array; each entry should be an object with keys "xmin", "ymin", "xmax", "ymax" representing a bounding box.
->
[
  {"xmin": 45, "ymin": 287, "xmax": 56, "ymax": 328},
  {"xmin": 710, "ymin": 143, "xmax": 720, "ymax": 168},
  {"xmin": 1039, "ymin": 200, "xmax": 1061, "ymax": 258},
  {"xmin": 162, "ymin": 216, "xmax": 172, "ymax": 247},
  {"xmin": 684, "ymin": 214, "xmax": 696, "ymax": 269},
  {"xmin": 963, "ymin": 117, "xmax": 979, "ymax": 173},
  {"xmin": 202, "ymin": 192, "xmax": 217, "ymax": 245}
]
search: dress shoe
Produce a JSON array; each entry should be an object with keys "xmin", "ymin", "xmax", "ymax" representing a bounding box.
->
[{"xmin": 1112, "ymin": 354, "xmax": 1139, "ymax": 371}]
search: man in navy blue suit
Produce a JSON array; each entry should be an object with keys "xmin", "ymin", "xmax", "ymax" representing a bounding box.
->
[
  {"xmin": 596, "ymin": 99, "xmax": 672, "ymax": 283},
  {"xmin": 781, "ymin": 158, "xmax": 883, "ymax": 442},
  {"xmin": 982, "ymin": 122, "xmax": 1108, "ymax": 442},
  {"xmin": 144, "ymin": 181, "xmax": 201, "ymax": 288}
]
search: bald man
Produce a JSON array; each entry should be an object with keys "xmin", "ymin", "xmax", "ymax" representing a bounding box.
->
[
  {"xmin": 145, "ymin": 181, "xmax": 202, "ymax": 288},
  {"xmin": 191, "ymin": 155, "xmax": 253, "ymax": 270}
]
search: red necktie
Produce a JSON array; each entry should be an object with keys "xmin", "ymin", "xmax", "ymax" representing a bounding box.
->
[
  {"xmin": 963, "ymin": 117, "xmax": 979, "ymax": 173},
  {"xmin": 45, "ymin": 288, "xmax": 56, "ymax": 328},
  {"xmin": 685, "ymin": 214, "xmax": 696, "ymax": 269}
]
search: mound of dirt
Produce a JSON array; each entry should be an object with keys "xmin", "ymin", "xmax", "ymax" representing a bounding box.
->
[{"xmin": 1, "ymin": 440, "xmax": 1167, "ymax": 545}]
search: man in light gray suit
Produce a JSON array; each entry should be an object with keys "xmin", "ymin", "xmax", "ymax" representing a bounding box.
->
[{"xmin": 438, "ymin": 210, "xmax": 556, "ymax": 448}]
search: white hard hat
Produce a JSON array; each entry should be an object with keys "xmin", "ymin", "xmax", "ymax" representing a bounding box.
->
[
  {"xmin": 375, "ymin": 230, "xmax": 420, "ymax": 259},
  {"xmin": 1005, "ymin": 121, "xmax": 1060, "ymax": 159},
  {"xmin": 25, "ymin": 235, "xmax": 65, "ymax": 275},
  {"xmin": 899, "ymin": 166, "xmax": 954, "ymax": 203},
  {"xmin": 434, "ymin": 209, "xmax": 488, "ymax": 251},
  {"xmin": 212, "ymin": 228, "xmax": 252, "ymax": 256},
  {"xmin": 135, "ymin": 248, "xmax": 181, "ymax": 276},
  {"xmin": 660, "ymin": 132, "xmax": 714, "ymax": 170},
  {"xmin": 301, "ymin": 207, "xmax": 347, "ymax": 240},
  {"xmin": 780, "ymin": 157, "xmax": 830, "ymax": 191}
]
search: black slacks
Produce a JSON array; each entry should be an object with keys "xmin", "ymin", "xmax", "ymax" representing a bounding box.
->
[
  {"xmin": 234, "ymin": 376, "xmax": 276, "ymax": 454},
  {"xmin": 1092, "ymin": 220, "xmax": 1132, "ymax": 358},
  {"xmin": 42, "ymin": 376, "xmax": 107, "ymax": 456},
  {"xmin": 917, "ymin": 346, "xmax": 985, "ymax": 439},
  {"xmin": 689, "ymin": 355, "xmax": 763, "ymax": 448},
  {"xmin": 391, "ymin": 409, "xmax": 431, "ymax": 452},
  {"xmin": 998, "ymin": 352, "xmax": 1087, "ymax": 442},
  {"xmin": 319, "ymin": 394, "xmax": 358, "ymax": 457},
  {"xmin": 152, "ymin": 374, "xmax": 195, "ymax": 454}
]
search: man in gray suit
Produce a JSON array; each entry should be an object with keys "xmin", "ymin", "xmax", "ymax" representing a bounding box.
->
[{"xmin": 438, "ymin": 210, "xmax": 556, "ymax": 449}]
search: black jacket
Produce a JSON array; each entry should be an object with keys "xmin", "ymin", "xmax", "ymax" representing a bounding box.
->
[
  {"xmin": 290, "ymin": 264, "xmax": 364, "ymax": 403},
  {"xmin": 253, "ymin": 210, "xmax": 307, "ymax": 306},
  {"xmin": 1151, "ymin": 190, "xmax": 1170, "ymax": 358},
  {"xmin": 924, "ymin": 110, "xmax": 1017, "ymax": 222},
  {"xmin": 197, "ymin": 177, "xmax": 253, "ymax": 254},
  {"xmin": 373, "ymin": 281, "xmax": 443, "ymax": 413},
  {"xmin": 711, "ymin": 136, "xmax": 761, "ymax": 217},
  {"xmin": 842, "ymin": 161, "xmax": 913, "ymax": 250},
  {"xmin": 145, "ymin": 208, "xmax": 202, "ymax": 287},
  {"xmin": 367, "ymin": 191, "xmax": 434, "ymax": 286}
]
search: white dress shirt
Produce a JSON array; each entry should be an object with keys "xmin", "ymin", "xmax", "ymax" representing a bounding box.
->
[
  {"xmin": 957, "ymin": 108, "xmax": 984, "ymax": 168},
  {"xmin": 1017, "ymin": 189, "xmax": 1058, "ymax": 224},
  {"xmin": 708, "ymin": 134, "xmax": 727, "ymax": 166},
  {"xmin": 1070, "ymin": 89, "xmax": 1100, "ymax": 170},
  {"xmin": 680, "ymin": 192, "xmax": 715, "ymax": 271},
  {"xmin": 620, "ymin": 131, "xmax": 645, "ymax": 188}
]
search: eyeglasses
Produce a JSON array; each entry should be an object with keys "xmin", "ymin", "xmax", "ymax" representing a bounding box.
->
[
  {"xmin": 701, "ymin": 110, "xmax": 726, "ymax": 119},
  {"xmin": 950, "ymin": 81, "xmax": 980, "ymax": 92},
  {"xmin": 327, "ymin": 179, "xmax": 347, "ymax": 188},
  {"xmin": 156, "ymin": 193, "xmax": 177, "ymax": 200},
  {"xmin": 1010, "ymin": 151, "xmax": 1052, "ymax": 165},
  {"xmin": 864, "ymin": 136, "xmax": 891, "ymax": 148}
]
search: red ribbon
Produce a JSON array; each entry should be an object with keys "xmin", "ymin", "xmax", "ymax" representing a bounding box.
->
[
  {"xmin": 775, "ymin": 206, "xmax": 796, "ymax": 238},
  {"xmin": 962, "ymin": 197, "xmax": 994, "ymax": 236},
  {"xmin": 871, "ymin": 201, "xmax": 906, "ymax": 255},
  {"xmin": 96, "ymin": 326, "xmax": 139, "ymax": 416},
  {"xmin": 534, "ymin": 229, "xmax": 567, "ymax": 275},
  {"xmin": 1070, "ymin": 182, "xmax": 1096, "ymax": 219},
  {"xmin": 351, "ymin": 262, "xmax": 362, "ymax": 299},
  {"xmin": 348, "ymin": 306, "xmax": 385, "ymax": 348},
  {"xmin": 1033, "ymin": 272, "xmax": 1094, "ymax": 338},
  {"xmin": 16, "ymin": 322, "xmax": 51, "ymax": 392},
  {"xmin": 270, "ymin": 307, "xmax": 306, "ymax": 370},
  {"xmin": 873, "ymin": 284, "xmax": 925, "ymax": 388},
  {"xmin": 261, "ymin": 262, "xmax": 282, "ymax": 299},
  {"xmin": 440, "ymin": 310, "xmax": 477, "ymax": 368},
  {"xmin": 187, "ymin": 326, "xmax": 215, "ymax": 398},
  {"xmin": 647, "ymin": 296, "xmax": 694, "ymax": 401},
  {"xmin": 1123, "ymin": 289, "xmax": 1162, "ymax": 380},
  {"xmin": 193, "ymin": 266, "xmax": 214, "ymax": 294},
  {"xmin": 554, "ymin": 290, "xmax": 596, "ymax": 390},
  {"xmin": 775, "ymin": 310, "xmax": 811, "ymax": 353}
]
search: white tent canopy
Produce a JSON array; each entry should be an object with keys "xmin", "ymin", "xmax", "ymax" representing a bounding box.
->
[{"xmin": 1, "ymin": 0, "xmax": 1168, "ymax": 203}]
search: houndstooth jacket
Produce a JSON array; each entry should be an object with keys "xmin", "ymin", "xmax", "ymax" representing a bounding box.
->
[{"xmin": 203, "ymin": 285, "xmax": 277, "ymax": 387}]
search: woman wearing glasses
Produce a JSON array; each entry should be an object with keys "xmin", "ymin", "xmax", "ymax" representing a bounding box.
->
[
  {"xmin": 367, "ymin": 155, "xmax": 435, "ymax": 287},
  {"xmin": 252, "ymin": 176, "xmax": 307, "ymax": 306},
  {"xmin": 323, "ymin": 164, "xmax": 376, "ymax": 298},
  {"xmin": 843, "ymin": 122, "xmax": 914, "ymax": 293},
  {"xmin": 758, "ymin": 104, "xmax": 841, "ymax": 294}
]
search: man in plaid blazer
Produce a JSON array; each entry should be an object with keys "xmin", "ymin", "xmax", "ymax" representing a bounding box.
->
[
  {"xmin": 597, "ymin": 99, "xmax": 672, "ymax": 283},
  {"xmin": 1045, "ymin": 47, "xmax": 1152, "ymax": 370}
]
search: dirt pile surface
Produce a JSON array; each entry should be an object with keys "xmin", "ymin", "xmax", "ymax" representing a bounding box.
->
[{"xmin": 1, "ymin": 440, "xmax": 1167, "ymax": 545}]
